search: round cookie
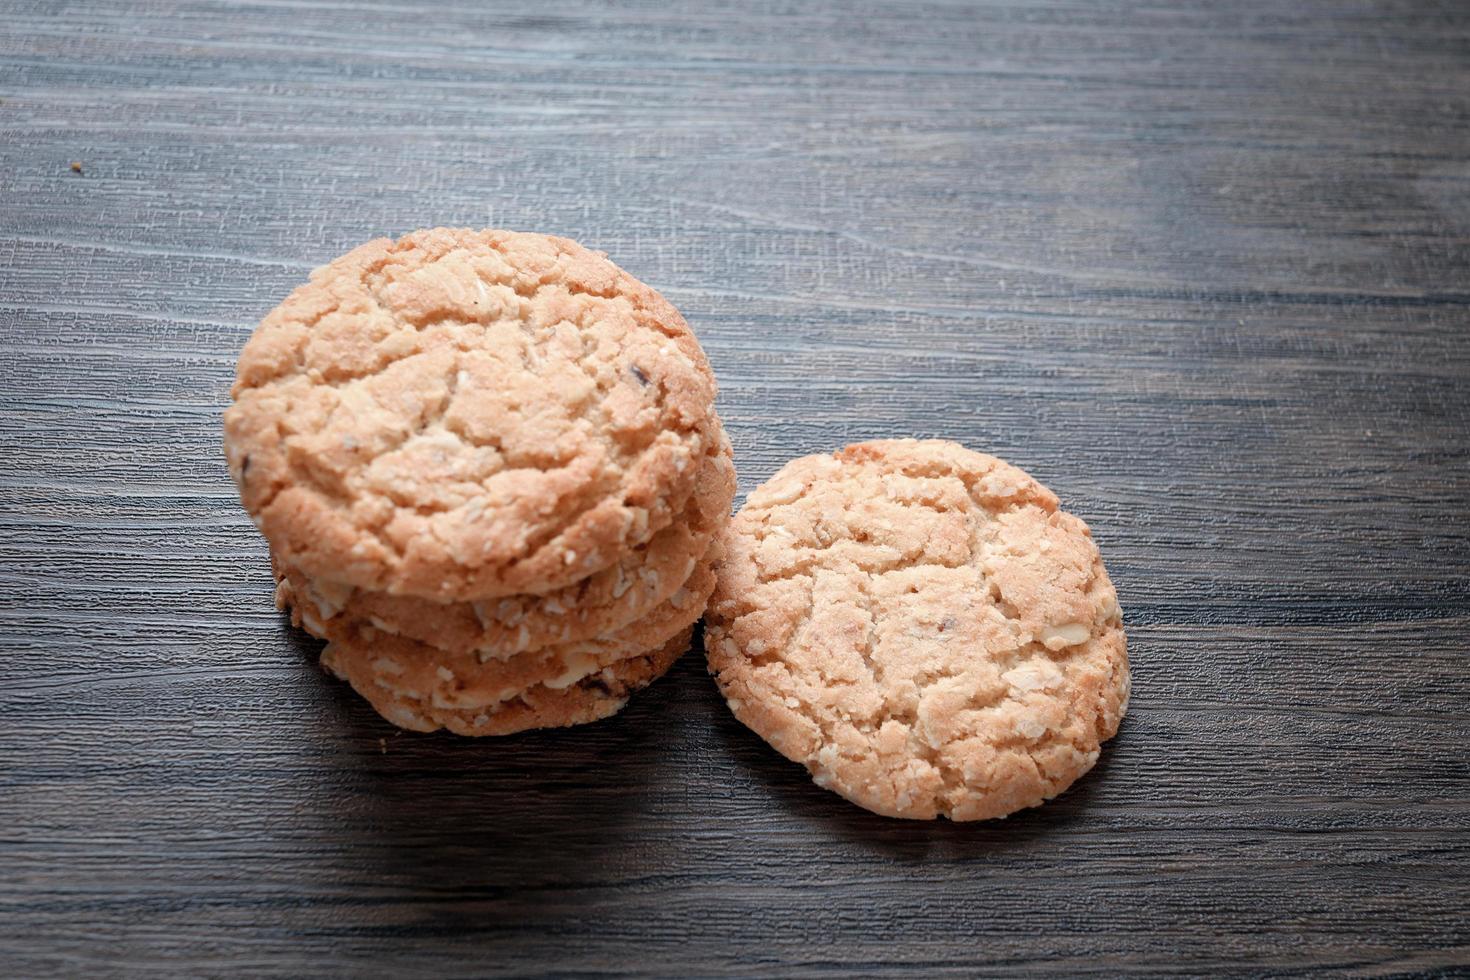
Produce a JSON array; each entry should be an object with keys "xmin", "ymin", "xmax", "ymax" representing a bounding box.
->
[
  {"xmin": 323, "ymin": 626, "xmax": 694, "ymax": 736},
  {"xmin": 279, "ymin": 421, "xmax": 734, "ymax": 656},
  {"xmin": 224, "ymin": 227, "xmax": 718, "ymax": 603},
  {"xmin": 704, "ymin": 439, "xmax": 1128, "ymax": 821},
  {"xmin": 281, "ymin": 557, "xmax": 715, "ymax": 711}
]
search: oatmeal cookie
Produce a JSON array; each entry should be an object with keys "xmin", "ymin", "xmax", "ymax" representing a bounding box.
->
[
  {"xmin": 704, "ymin": 439, "xmax": 1128, "ymax": 821},
  {"xmin": 224, "ymin": 228, "xmax": 717, "ymax": 601},
  {"xmin": 282, "ymin": 555, "xmax": 713, "ymax": 711},
  {"xmin": 323, "ymin": 626, "xmax": 694, "ymax": 736}
]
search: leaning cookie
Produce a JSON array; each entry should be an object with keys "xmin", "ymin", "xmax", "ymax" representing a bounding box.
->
[
  {"xmin": 324, "ymin": 626, "xmax": 694, "ymax": 736},
  {"xmin": 704, "ymin": 439, "xmax": 1129, "ymax": 821},
  {"xmin": 278, "ymin": 421, "xmax": 734, "ymax": 656},
  {"xmin": 224, "ymin": 228, "xmax": 719, "ymax": 603}
]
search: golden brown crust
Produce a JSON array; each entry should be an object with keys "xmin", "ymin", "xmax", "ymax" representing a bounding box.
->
[
  {"xmin": 322, "ymin": 626, "xmax": 693, "ymax": 736},
  {"xmin": 279, "ymin": 420, "xmax": 734, "ymax": 656},
  {"xmin": 224, "ymin": 228, "xmax": 718, "ymax": 602},
  {"xmin": 704, "ymin": 439, "xmax": 1129, "ymax": 821}
]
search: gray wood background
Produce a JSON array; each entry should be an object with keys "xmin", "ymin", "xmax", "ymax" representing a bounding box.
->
[{"xmin": 2, "ymin": 1, "xmax": 1468, "ymax": 976}]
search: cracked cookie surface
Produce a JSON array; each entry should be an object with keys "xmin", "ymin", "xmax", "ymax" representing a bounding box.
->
[
  {"xmin": 278, "ymin": 420, "xmax": 733, "ymax": 656},
  {"xmin": 224, "ymin": 228, "xmax": 717, "ymax": 602},
  {"xmin": 323, "ymin": 626, "xmax": 694, "ymax": 736},
  {"xmin": 704, "ymin": 439, "xmax": 1129, "ymax": 821}
]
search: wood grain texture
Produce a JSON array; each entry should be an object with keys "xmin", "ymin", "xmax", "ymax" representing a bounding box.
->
[{"xmin": 2, "ymin": 0, "xmax": 1468, "ymax": 975}]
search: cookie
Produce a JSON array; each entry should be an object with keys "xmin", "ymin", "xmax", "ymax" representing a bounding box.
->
[
  {"xmin": 323, "ymin": 626, "xmax": 694, "ymax": 736},
  {"xmin": 224, "ymin": 228, "xmax": 718, "ymax": 603},
  {"xmin": 280, "ymin": 555, "xmax": 715, "ymax": 709},
  {"xmin": 704, "ymin": 439, "xmax": 1128, "ymax": 821},
  {"xmin": 278, "ymin": 420, "xmax": 734, "ymax": 656}
]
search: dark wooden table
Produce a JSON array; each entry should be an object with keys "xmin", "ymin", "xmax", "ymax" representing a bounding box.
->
[{"xmin": 3, "ymin": 1, "xmax": 1468, "ymax": 975}]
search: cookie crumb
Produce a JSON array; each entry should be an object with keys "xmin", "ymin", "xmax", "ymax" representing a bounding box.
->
[
  {"xmin": 69, "ymin": 161, "xmax": 83, "ymax": 173},
  {"xmin": 378, "ymin": 737, "xmax": 387, "ymax": 754}
]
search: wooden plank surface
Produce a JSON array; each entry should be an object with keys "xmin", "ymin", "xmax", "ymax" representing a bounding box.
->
[{"xmin": 2, "ymin": 1, "xmax": 1468, "ymax": 975}]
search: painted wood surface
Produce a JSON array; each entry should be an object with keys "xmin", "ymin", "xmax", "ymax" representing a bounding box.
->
[{"xmin": 2, "ymin": 1, "xmax": 1467, "ymax": 975}]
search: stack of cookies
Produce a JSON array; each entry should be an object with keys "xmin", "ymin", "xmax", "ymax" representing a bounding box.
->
[{"xmin": 224, "ymin": 228, "xmax": 734, "ymax": 735}]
